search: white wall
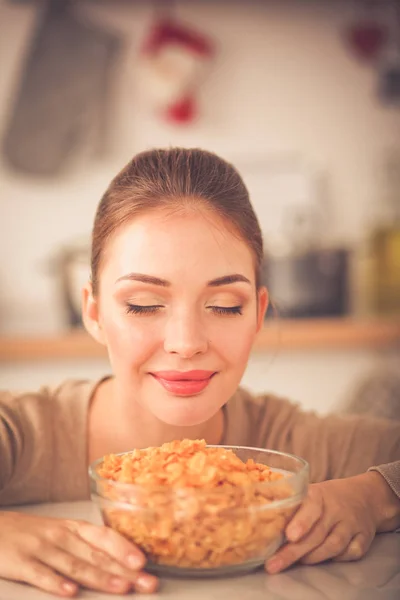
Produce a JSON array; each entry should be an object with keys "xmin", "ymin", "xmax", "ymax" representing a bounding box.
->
[{"xmin": 0, "ymin": 0, "xmax": 399, "ymax": 411}]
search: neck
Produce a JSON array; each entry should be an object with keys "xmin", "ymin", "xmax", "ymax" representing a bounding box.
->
[{"xmin": 89, "ymin": 377, "xmax": 224, "ymax": 461}]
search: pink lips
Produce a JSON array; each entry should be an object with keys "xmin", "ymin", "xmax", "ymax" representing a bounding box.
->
[{"xmin": 150, "ymin": 370, "xmax": 216, "ymax": 396}]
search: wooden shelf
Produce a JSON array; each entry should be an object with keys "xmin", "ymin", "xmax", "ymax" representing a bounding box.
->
[
  {"xmin": 253, "ymin": 317, "xmax": 400, "ymax": 351},
  {"xmin": 0, "ymin": 318, "xmax": 399, "ymax": 361}
]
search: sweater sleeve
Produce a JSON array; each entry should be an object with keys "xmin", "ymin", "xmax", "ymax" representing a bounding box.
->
[
  {"xmin": 235, "ymin": 391, "xmax": 400, "ymax": 497},
  {"xmin": 0, "ymin": 388, "xmax": 53, "ymax": 506},
  {"xmin": 284, "ymin": 406, "xmax": 400, "ymax": 488},
  {"xmin": 369, "ymin": 462, "xmax": 400, "ymax": 500},
  {"xmin": 0, "ymin": 380, "xmax": 94, "ymax": 506}
]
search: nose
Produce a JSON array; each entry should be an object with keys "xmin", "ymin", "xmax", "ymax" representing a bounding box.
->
[{"xmin": 164, "ymin": 309, "xmax": 209, "ymax": 358}]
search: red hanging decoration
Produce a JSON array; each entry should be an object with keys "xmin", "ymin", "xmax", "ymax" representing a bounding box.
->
[
  {"xmin": 346, "ymin": 21, "xmax": 388, "ymax": 61},
  {"xmin": 139, "ymin": 18, "xmax": 215, "ymax": 124}
]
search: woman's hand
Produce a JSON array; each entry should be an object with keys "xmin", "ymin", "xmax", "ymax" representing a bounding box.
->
[
  {"xmin": 265, "ymin": 471, "xmax": 400, "ymax": 574},
  {"xmin": 0, "ymin": 512, "xmax": 159, "ymax": 596}
]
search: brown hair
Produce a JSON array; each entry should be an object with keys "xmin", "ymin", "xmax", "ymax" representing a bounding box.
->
[{"xmin": 91, "ymin": 147, "xmax": 263, "ymax": 294}]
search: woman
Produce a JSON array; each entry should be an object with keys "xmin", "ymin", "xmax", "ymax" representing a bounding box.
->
[{"xmin": 0, "ymin": 148, "xmax": 399, "ymax": 597}]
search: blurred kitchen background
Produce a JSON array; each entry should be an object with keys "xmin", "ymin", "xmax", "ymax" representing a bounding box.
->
[{"xmin": 0, "ymin": 0, "xmax": 399, "ymax": 415}]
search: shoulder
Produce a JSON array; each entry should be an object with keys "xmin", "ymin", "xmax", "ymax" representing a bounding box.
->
[
  {"xmin": 0, "ymin": 379, "xmax": 97, "ymax": 418},
  {"xmin": 0, "ymin": 386, "xmax": 52, "ymax": 443},
  {"xmin": 225, "ymin": 387, "xmax": 400, "ymax": 482},
  {"xmin": 0, "ymin": 378, "xmax": 104, "ymax": 505},
  {"xmin": 0, "ymin": 378, "xmax": 102, "ymax": 445},
  {"xmin": 228, "ymin": 386, "xmax": 301, "ymax": 415},
  {"xmin": 224, "ymin": 386, "xmax": 302, "ymax": 447},
  {"xmin": 224, "ymin": 386, "xmax": 400, "ymax": 447},
  {"xmin": 47, "ymin": 378, "xmax": 103, "ymax": 417}
]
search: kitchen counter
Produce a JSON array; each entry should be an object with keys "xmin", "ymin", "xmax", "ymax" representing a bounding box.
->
[{"xmin": 1, "ymin": 501, "xmax": 399, "ymax": 600}]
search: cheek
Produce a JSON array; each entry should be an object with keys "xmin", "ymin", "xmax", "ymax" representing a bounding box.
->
[
  {"xmin": 228, "ymin": 333, "xmax": 255, "ymax": 370},
  {"xmin": 212, "ymin": 315, "xmax": 257, "ymax": 367},
  {"xmin": 101, "ymin": 308, "xmax": 160, "ymax": 368}
]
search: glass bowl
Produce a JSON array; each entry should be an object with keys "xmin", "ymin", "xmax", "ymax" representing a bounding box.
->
[{"xmin": 89, "ymin": 446, "xmax": 308, "ymax": 578}]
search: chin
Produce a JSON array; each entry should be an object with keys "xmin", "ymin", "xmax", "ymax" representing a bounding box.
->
[{"xmin": 150, "ymin": 398, "xmax": 217, "ymax": 428}]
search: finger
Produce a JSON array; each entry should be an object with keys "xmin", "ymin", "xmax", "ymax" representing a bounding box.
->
[
  {"xmin": 332, "ymin": 532, "xmax": 373, "ymax": 563},
  {"xmin": 65, "ymin": 521, "xmax": 159, "ymax": 594},
  {"xmin": 285, "ymin": 486, "xmax": 324, "ymax": 543},
  {"xmin": 300, "ymin": 524, "xmax": 352, "ymax": 565},
  {"xmin": 41, "ymin": 546, "xmax": 133, "ymax": 594},
  {"xmin": 18, "ymin": 559, "xmax": 78, "ymax": 597},
  {"xmin": 67, "ymin": 541, "xmax": 158, "ymax": 595},
  {"xmin": 132, "ymin": 572, "xmax": 160, "ymax": 594},
  {"xmin": 49, "ymin": 526, "xmax": 145, "ymax": 581},
  {"xmin": 65, "ymin": 520, "xmax": 145, "ymax": 570},
  {"xmin": 266, "ymin": 519, "xmax": 330, "ymax": 574}
]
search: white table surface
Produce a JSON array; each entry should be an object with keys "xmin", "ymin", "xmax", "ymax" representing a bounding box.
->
[{"xmin": 1, "ymin": 501, "xmax": 399, "ymax": 600}]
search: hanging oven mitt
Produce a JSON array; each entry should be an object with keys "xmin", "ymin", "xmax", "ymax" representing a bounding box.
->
[{"xmin": 2, "ymin": 0, "xmax": 121, "ymax": 177}]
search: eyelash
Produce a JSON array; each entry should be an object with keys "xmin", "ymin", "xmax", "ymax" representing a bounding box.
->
[
  {"xmin": 126, "ymin": 304, "xmax": 162, "ymax": 315},
  {"xmin": 125, "ymin": 304, "xmax": 243, "ymax": 316},
  {"xmin": 211, "ymin": 306, "xmax": 243, "ymax": 316}
]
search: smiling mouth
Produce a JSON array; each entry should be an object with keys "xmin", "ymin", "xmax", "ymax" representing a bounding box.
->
[{"xmin": 150, "ymin": 371, "xmax": 217, "ymax": 396}]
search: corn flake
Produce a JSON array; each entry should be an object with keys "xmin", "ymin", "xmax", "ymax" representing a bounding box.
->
[{"xmin": 98, "ymin": 439, "xmax": 298, "ymax": 569}]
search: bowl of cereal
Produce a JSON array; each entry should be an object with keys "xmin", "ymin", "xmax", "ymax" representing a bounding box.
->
[{"xmin": 89, "ymin": 440, "xmax": 308, "ymax": 577}]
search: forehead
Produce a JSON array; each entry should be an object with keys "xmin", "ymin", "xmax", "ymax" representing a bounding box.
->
[{"xmin": 101, "ymin": 210, "xmax": 255, "ymax": 282}]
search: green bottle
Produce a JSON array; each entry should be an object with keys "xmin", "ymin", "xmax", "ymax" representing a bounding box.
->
[{"xmin": 368, "ymin": 152, "xmax": 400, "ymax": 315}]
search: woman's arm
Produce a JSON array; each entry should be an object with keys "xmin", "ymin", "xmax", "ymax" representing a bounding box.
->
[
  {"xmin": 0, "ymin": 391, "xmax": 28, "ymax": 494},
  {"xmin": 0, "ymin": 381, "xmax": 93, "ymax": 505},
  {"xmin": 232, "ymin": 390, "xmax": 400, "ymax": 572},
  {"xmin": 0, "ymin": 389, "xmax": 158, "ymax": 595},
  {"xmin": 0, "ymin": 389, "xmax": 53, "ymax": 505},
  {"xmin": 248, "ymin": 392, "xmax": 400, "ymax": 486},
  {"xmin": 368, "ymin": 461, "xmax": 400, "ymax": 526},
  {"xmin": 247, "ymin": 394, "xmax": 400, "ymax": 573},
  {"xmin": 0, "ymin": 511, "xmax": 157, "ymax": 596},
  {"xmin": 366, "ymin": 469, "xmax": 400, "ymax": 532},
  {"xmin": 265, "ymin": 467, "xmax": 400, "ymax": 574}
]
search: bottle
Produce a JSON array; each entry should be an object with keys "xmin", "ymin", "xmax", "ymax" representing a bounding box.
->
[{"xmin": 367, "ymin": 151, "xmax": 400, "ymax": 316}]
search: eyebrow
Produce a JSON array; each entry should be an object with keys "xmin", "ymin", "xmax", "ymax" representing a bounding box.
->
[
  {"xmin": 207, "ymin": 274, "xmax": 251, "ymax": 287},
  {"xmin": 115, "ymin": 273, "xmax": 251, "ymax": 287},
  {"xmin": 116, "ymin": 273, "xmax": 169, "ymax": 286}
]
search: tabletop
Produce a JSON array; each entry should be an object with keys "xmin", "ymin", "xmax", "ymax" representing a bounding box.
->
[{"xmin": 1, "ymin": 501, "xmax": 399, "ymax": 600}]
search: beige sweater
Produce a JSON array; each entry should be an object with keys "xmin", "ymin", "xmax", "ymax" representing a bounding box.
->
[{"xmin": 0, "ymin": 379, "xmax": 399, "ymax": 508}]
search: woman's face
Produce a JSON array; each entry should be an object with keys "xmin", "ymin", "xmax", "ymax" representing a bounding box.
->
[{"xmin": 84, "ymin": 209, "xmax": 267, "ymax": 427}]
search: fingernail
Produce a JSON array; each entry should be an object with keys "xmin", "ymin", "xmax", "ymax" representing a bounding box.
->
[
  {"xmin": 135, "ymin": 573, "xmax": 159, "ymax": 593},
  {"xmin": 61, "ymin": 581, "xmax": 77, "ymax": 594},
  {"xmin": 127, "ymin": 552, "xmax": 144, "ymax": 569},
  {"xmin": 287, "ymin": 524, "xmax": 302, "ymax": 541},
  {"xmin": 266, "ymin": 558, "xmax": 283, "ymax": 574},
  {"xmin": 110, "ymin": 576, "xmax": 128, "ymax": 590}
]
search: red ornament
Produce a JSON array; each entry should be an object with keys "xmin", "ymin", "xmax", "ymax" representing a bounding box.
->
[
  {"xmin": 166, "ymin": 95, "xmax": 196, "ymax": 123},
  {"xmin": 346, "ymin": 22, "xmax": 388, "ymax": 62},
  {"xmin": 139, "ymin": 19, "xmax": 214, "ymax": 124}
]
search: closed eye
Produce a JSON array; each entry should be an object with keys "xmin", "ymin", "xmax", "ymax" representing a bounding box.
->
[
  {"xmin": 126, "ymin": 304, "xmax": 164, "ymax": 315},
  {"xmin": 126, "ymin": 304, "xmax": 243, "ymax": 316},
  {"xmin": 209, "ymin": 306, "xmax": 243, "ymax": 316}
]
